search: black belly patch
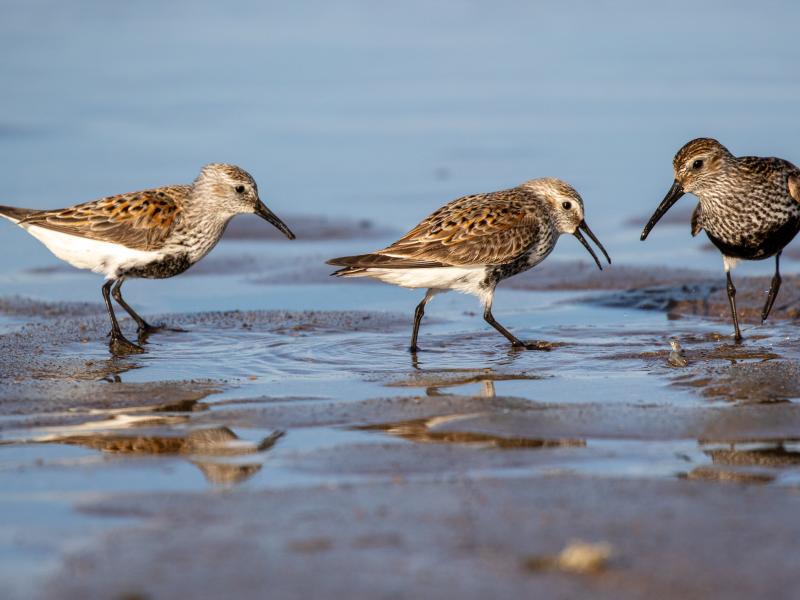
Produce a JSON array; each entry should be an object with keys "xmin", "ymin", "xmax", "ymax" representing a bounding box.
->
[
  {"xmin": 120, "ymin": 253, "xmax": 192, "ymax": 279},
  {"xmin": 482, "ymin": 254, "xmax": 532, "ymax": 288},
  {"xmin": 706, "ymin": 217, "xmax": 800, "ymax": 261}
]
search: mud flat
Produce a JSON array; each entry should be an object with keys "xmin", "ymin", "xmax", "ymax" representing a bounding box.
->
[
  {"xmin": 2, "ymin": 277, "xmax": 800, "ymax": 599},
  {"xmin": 224, "ymin": 214, "xmax": 393, "ymax": 242},
  {"xmin": 505, "ymin": 260, "xmax": 714, "ymax": 292},
  {"xmin": 592, "ymin": 272, "xmax": 800, "ymax": 322},
  {"xmin": 48, "ymin": 476, "xmax": 800, "ymax": 600}
]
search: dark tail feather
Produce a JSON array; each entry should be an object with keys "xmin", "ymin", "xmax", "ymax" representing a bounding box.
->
[
  {"xmin": 0, "ymin": 205, "xmax": 38, "ymax": 222},
  {"xmin": 326, "ymin": 253, "xmax": 378, "ymax": 268},
  {"xmin": 329, "ymin": 266, "xmax": 367, "ymax": 277},
  {"xmin": 326, "ymin": 253, "xmax": 444, "ymax": 276},
  {"xmin": 326, "ymin": 253, "xmax": 382, "ymax": 277}
]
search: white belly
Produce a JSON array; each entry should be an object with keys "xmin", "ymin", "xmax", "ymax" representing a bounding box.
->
[
  {"xmin": 722, "ymin": 255, "xmax": 740, "ymax": 272},
  {"xmin": 22, "ymin": 224, "xmax": 163, "ymax": 279},
  {"xmin": 356, "ymin": 265, "xmax": 489, "ymax": 298}
]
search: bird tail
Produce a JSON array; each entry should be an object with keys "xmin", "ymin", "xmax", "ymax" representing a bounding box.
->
[
  {"xmin": 326, "ymin": 253, "xmax": 444, "ymax": 277},
  {"xmin": 0, "ymin": 205, "xmax": 37, "ymax": 224},
  {"xmin": 326, "ymin": 253, "xmax": 382, "ymax": 277}
]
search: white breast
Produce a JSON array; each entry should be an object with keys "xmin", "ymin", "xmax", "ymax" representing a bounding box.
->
[{"xmin": 22, "ymin": 224, "xmax": 163, "ymax": 279}]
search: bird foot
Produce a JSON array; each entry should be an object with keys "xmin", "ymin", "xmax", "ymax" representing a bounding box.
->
[
  {"xmin": 137, "ymin": 322, "xmax": 186, "ymax": 334},
  {"xmin": 512, "ymin": 340, "xmax": 554, "ymax": 351},
  {"xmin": 109, "ymin": 334, "xmax": 145, "ymax": 355}
]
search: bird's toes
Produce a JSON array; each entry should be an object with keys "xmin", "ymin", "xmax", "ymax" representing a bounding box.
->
[
  {"xmin": 137, "ymin": 324, "xmax": 187, "ymax": 339},
  {"xmin": 525, "ymin": 343, "xmax": 553, "ymax": 352},
  {"xmin": 109, "ymin": 336, "xmax": 145, "ymax": 355},
  {"xmin": 521, "ymin": 340, "xmax": 554, "ymax": 351}
]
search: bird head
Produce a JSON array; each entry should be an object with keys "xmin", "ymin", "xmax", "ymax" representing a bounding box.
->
[
  {"xmin": 641, "ymin": 138, "xmax": 733, "ymax": 241},
  {"xmin": 194, "ymin": 163, "xmax": 295, "ymax": 239},
  {"xmin": 672, "ymin": 138, "xmax": 733, "ymax": 195},
  {"xmin": 521, "ymin": 178, "xmax": 611, "ymax": 270}
]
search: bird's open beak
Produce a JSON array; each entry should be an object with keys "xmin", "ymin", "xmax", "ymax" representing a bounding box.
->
[
  {"xmin": 640, "ymin": 180, "xmax": 684, "ymax": 241},
  {"xmin": 255, "ymin": 199, "xmax": 295, "ymax": 240},
  {"xmin": 573, "ymin": 221, "xmax": 611, "ymax": 271}
]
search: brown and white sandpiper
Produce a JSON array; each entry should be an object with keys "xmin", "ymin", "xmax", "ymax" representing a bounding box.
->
[
  {"xmin": 0, "ymin": 163, "xmax": 295, "ymax": 353},
  {"xmin": 328, "ymin": 178, "xmax": 610, "ymax": 352}
]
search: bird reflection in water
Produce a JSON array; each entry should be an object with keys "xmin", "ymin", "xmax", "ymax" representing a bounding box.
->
[{"xmin": 26, "ymin": 400, "xmax": 284, "ymax": 486}]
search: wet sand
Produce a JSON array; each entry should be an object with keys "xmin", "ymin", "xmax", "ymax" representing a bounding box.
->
[
  {"xmin": 51, "ymin": 477, "xmax": 800, "ymax": 600},
  {"xmin": 2, "ymin": 268, "xmax": 800, "ymax": 600},
  {"xmin": 224, "ymin": 214, "xmax": 394, "ymax": 242}
]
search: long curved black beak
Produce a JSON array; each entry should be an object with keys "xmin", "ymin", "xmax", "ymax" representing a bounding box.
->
[
  {"xmin": 255, "ymin": 199, "xmax": 295, "ymax": 240},
  {"xmin": 573, "ymin": 221, "xmax": 611, "ymax": 271},
  {"xmin": 640, "ymin": 180, "xmax": 684, "ymax": 241}
]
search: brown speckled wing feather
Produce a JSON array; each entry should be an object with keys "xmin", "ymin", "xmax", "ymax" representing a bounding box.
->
[
  {"xmin": 20, "ymin": 186, "xmax": 188, "ymax": 251},
  {"xmin": 377, "ymin": 189, "xmax": 539, "ymax": 266}
]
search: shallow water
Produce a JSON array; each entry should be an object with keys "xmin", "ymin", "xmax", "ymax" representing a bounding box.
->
[{"xmin": 3, "ymin": 1, "xmax": 800, "ymax": 598}]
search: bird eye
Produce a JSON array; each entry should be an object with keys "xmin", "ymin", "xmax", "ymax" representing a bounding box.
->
[
  {"xmin": 692, "ymin": 159, "xmax": 704, "ymax": 170},
  {"xmin": 235, "ymin": 185, "xmax": 246, "ymax": 194},
  {"xmin": 562, "ymin": 201, "xmax": 572, "ymax": 210}
]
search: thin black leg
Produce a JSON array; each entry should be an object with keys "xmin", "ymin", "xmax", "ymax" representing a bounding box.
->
[
  {"xmin": 102, "ymin": 281, "xmax": 121, "ymax": 335},
  {"xmin": 410, "ymin": 297, "xmax": 426, "ymax": 353},
  {"xmin": 102, "ymin": 280, "xmax": 143, "ymax": 354},
  {"xmin": 483, "ymin": 305, "xmax": 525, "ymax": 347},
  {"xmin": 726, "ymin": 271, "xmax": 742, "ymax": 342},
  {"xmin": 761, "ymin": 252, "xmax": 782, "ymax": 324},
  {"xmin": 410, "ymin": 289, "xmax": 436, "ymax": 352},
  {"xmin": 111, "ymin": 278, "xmax": 153, "ymax": 332}
]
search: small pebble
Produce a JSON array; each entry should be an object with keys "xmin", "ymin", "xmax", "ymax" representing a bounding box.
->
[
  {"xmin": 668, "ymin": 338, "xmax": 688, "ymax": 367},
  {"xmin": 525, "ymin": 539, "xmax": 613, "ymax": 574}
]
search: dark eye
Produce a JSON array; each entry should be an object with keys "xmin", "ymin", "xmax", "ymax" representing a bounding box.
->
[
  {"xmin": 562, "ymin": 201, "xmax": 572, "ymax": 210},
  {"xmin": 692, "ymin": 159, "xmax": 704, "ymax": 170},
  {"xmin": 235, "ymin": 185, "xmax": 246, "ymax": 194}
]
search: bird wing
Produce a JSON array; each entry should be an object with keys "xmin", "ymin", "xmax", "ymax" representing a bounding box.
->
[
  {"xmin": 690, "ymin": 203, "xmax": 703, "ymax": 236},
  {"xmin": 789, "ymin": 173, "xmax": 800, "ymax": 204},
  {"xmin": 373, "ymin": 189, "xmax": 541, "ymax": 266},
  {"xmin": 19, "ymin": 186, "xmax": 188, "ymax": 251},
  {"xmin": 739, "ymin": 157, "xmax": 800, "ymax": 205}
]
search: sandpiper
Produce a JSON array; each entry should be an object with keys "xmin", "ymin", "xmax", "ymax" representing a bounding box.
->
[
  {"xmin": 641, "ymin": 138, "xmax": 800, "ymax": 341},
  {"xmin": 0, "ymin": 164, "xmax": 295, "ymax": 353},
  {"xmin": 327, "ymin": 178, "xmax": 610, "ymax": 352}
]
